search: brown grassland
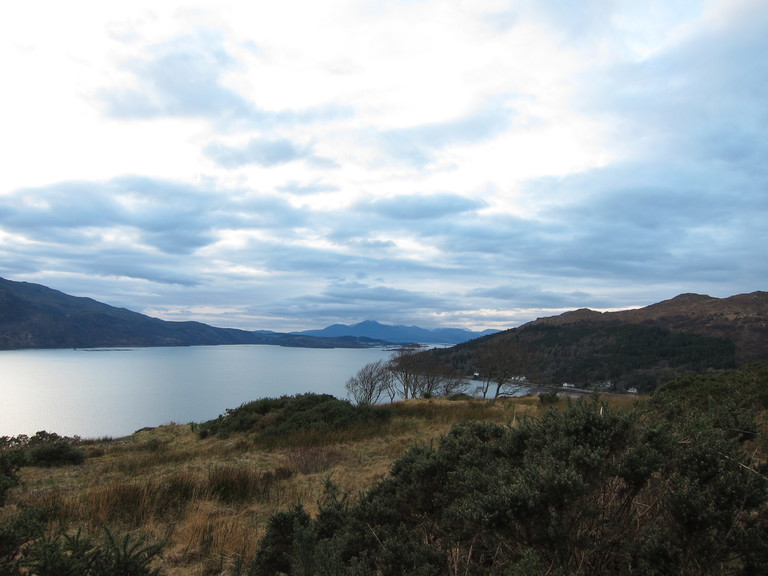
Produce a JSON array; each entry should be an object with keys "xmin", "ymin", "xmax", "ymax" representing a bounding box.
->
[{"xmin": 2, "ymin": 395, "xmax": 644, "ymax": 575}]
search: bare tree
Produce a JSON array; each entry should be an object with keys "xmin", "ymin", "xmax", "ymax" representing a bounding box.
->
[
  {"xmin": 475, "ymin": 340, "xmax": 532, "ymax": 399},
  {"xmin": 387, "ymin": 348, "xmax": 422, "ymax": 399},
  {"xmin": 345, "ymin": 359, "xmax": 393, "ymax": 405},
  {"xmin": 412, "ymin": 354, "xmax": 466, "ymax": 398},
  {"xmin": 388, "ymin": 348, "xmax": 466, "ymax": 399}
]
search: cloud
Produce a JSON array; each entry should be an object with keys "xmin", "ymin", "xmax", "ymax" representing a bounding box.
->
[
  {"xmin": 375, "ymin": 98, "xmax": 515, "ymax": 167},
  {"xmin": 581, "ymin": 2, "xmax": 768, "ymax": 167},
  {"xmin": 101, "ymin": 31, "xmax": 354, "ymax": 128},
  {"xmin": 467, "ymin": 285, "xmax": 597, "ymax": 309},
  {"xmin": 204, "ymin": 138, "xmax": 313, "ymax": 168},
  {"xmin": 0, "ymin": 176, "xmax": 305, "ymax": 257},
  {"xmin": 277, "ymin": 181, "xmax": 339, "ymax": 196},
  {"xmin": 355, "ymin": 192, "xmax": 486, "ymax": 220},
  {"xmin": 103, "ymin": 32, "xmax": 253, "ymax": 121},
  {"xmin": 268, "ymin": 280, "xmax": 453, "ymax": 326}
]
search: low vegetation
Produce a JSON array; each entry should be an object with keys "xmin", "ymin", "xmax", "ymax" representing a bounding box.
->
[
  {"xmin": 1, "ymin": 363, "xmax": 767, "ymax": 575},
  {"xmin": 194, "ymin": 393, "xmax": 391, "ymax": 445}
]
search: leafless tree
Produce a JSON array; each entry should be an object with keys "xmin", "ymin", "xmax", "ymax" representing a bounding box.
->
[
  {"xmin": 388, "ymin": 348, "xmax": 422, "ymax": 399},
  {"xmin": 388, "ymin": 348, "xmax": 467, "ymax": 399},
  {"xmin": 345, "ymin": 359, "xmax": 393, "ymax": 405},
  {"xmin": 475, "ymin": 340, "xmax": 532, "ymax": 398}
]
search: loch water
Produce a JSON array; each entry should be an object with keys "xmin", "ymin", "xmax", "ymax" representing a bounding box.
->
[{"xmin": 0, "ymin": 345, "xmax": 393, "ymax": 438}]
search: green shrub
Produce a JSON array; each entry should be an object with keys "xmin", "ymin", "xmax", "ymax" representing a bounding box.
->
[
  {"xmin": 652, "ymin": 360, "xmax": 768, "ymax": 443},
  {"xmin": 0, "ymin": 452, "xmax": 21, "ymax": 506},
  {"xmin": 197, "ymin": 393, "xmax": 390, "ymax": 440},
  {"xmin": 0, "ymin": 506, "xmax": 48, "ymax": 574},
  {"xmin": 538, "ymin": 390, "xmax": 559, "ymax": 405},
  {"xmin": 27, "ymin": 441, "xmax": 86, "ymax": 467},
  {"xmin": 251, "ymin": 505, "xmax": 311, "ymax": 576},
  {"xmin": 1, "ymin": 431, "xmax": 86, "ymax": 468}
]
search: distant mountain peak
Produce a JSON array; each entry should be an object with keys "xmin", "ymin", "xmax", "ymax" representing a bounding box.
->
[{"xmin": 296, "ymin": 320, "xmax": 498, "ymax": 344}]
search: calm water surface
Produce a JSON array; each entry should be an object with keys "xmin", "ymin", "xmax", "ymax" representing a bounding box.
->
[{"xmin": 0, "ymin": 345, "xmax": 393, "ymax": 438}]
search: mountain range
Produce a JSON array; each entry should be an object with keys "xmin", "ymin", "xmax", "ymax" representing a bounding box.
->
[
  {"xmin": 0, "ymin": 277, "xmax": 392, "ymax": 350},
  {"xmin": 295, "ymin": 320, "xmax": 497, "ymax": 344}
]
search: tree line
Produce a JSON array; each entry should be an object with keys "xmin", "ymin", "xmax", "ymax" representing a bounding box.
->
[{"xmin": 345, "ymin": 343, "xmax": 534, "ymax": 405}]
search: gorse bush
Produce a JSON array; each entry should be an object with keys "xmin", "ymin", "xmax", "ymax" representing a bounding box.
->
[
  {"xmin": 196, "ymin": 393, "xmax": 390, "ymax": 440},
  {"xmin": 251, "ymin": 391, "xmax": 768, "ymax": 575},
  {"xmin": 538, "ymin": 389, "xmax": 559, "ymax": 405},
  {"xmin": 27, "ymin": 440, "xmax": 86, "ymax": 467},
  {"xmin": 1, "ymin": 430, "xmax": 85, "ymax": 468},
  {"xmin": 0, "ymin": 452, "xmax": 21, "ymax": 506}
]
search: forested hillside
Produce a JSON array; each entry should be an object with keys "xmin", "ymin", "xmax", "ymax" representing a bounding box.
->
[{"xmin": 433, "ymin": 292, "xmax": 767, "ymax": 392}]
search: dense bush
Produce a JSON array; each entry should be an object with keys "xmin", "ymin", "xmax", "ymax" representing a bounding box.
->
[
  {"xmin": 196, "ymin": 393, "xmax": 390, "ymax": 440},
  {"xmin": 0, "ymin": 507, "xmax": 47, "ymax": 573},
  {"xmin": 0, "ymin": 449, "xmax": 24, "ymax": 506},
  {"xmin": 250, "ymin": 390, "xmax": 768, "ymax": 575},
  {"xmin": 0, "ymin": 430, "xmax": 85, "ymax": 470}
]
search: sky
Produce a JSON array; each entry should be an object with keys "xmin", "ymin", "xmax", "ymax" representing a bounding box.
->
[{"xmin": 0, "ymin": 0, "xmax": 766, "ymax": 332}]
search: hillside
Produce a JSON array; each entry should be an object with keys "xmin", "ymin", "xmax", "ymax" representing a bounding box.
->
[
  {"xmin": 0, "ymin": 278, "xmax": 390, "ymax": 350},
  {"xmin": 532, "ymin": 292, "xmax": 768, "ymax": 363},
  {"xmin": 295, "ymin": 319, "xmax": 498, "ymax": 344},
  {"xmin": 435, "ymin": 291, "xmax": 768, "ymax": 392}
]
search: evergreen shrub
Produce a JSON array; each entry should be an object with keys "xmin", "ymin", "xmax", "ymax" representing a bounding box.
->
[{"xmin": 196, "ymin": 393, "xmax": 390, "ymax": 439}]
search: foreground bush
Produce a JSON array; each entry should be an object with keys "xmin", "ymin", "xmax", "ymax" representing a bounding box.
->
[
  {"xmin": 0, "ymin": 431, "xmax": 85, "ymax": 470},
  {"xmin": 1, "ymin": 514, "xmax": 164, "ymax": 576},
  {"xmin": 251, "ymin": 394, "xmax": 768, "ymax": 575},
  {"xmin": 196, "ymin": 393, "xmax": 390, "ymax": 440},
  {"xmin": 0, "ymin": 452, "xmax": 21, "ymax": 506}
]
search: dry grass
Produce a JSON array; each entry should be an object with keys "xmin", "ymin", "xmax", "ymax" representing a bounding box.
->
[{"xmin": 8, "ymin": 395, "xmax": 633, "ymax": 576}]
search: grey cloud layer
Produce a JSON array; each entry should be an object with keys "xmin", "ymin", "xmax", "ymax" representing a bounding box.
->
[
  {"xmin": 6, "ymin": 160, "xmax": 760, "ymax": 299},
  {"xmin": 354, "ymin": 193, "xmax": 487, "ymax": 220}
]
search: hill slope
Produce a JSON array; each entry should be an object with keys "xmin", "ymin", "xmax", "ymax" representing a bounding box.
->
[
  {"xmin": 0, "ymin": 278, "xmax": 390, "ymax": 350},
  {"xmin": 435, "ymin": 291, "xmax": 768, "ymax": 391},
  {"xmin": 531, "ymin": 292, "xmax": 768, "ymax": 363}
]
